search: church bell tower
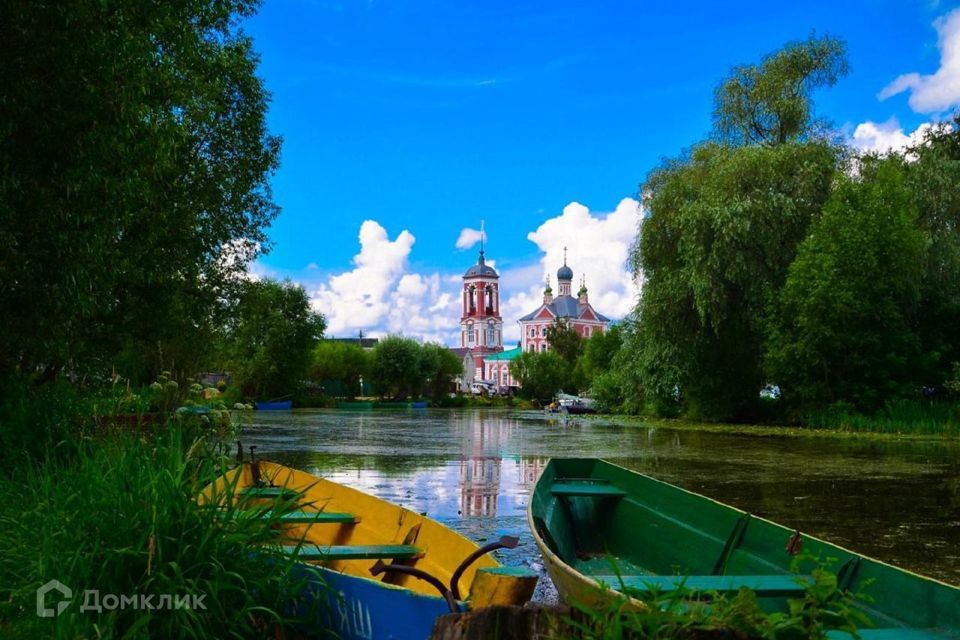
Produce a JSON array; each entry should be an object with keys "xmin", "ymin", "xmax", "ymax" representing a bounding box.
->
[{"xmin": 460, "ymin": 226, "xmax": 503, "ymax": 356}]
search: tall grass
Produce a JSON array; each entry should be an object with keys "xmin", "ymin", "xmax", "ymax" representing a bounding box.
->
[
  {"xmin": 804, "ymin": 398, "xmax": 960, "ymax": 435},
  {"xmin": 0, "ymin": 377, "xmax": 93, "ymax": 470},
  {"xmin": 0, "ymin": 427, "xmax": 331, "ymax": 639}
]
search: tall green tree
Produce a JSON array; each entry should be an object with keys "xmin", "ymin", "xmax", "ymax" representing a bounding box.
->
[
  {"xmin": 634, "ymin": 142, "xmax": 837, "ymax": 419},
  {"xmin": 0, "ymin": 1, "xmax": 280, "ymax": 380},
  {"xmin": 713, "ymin": 35, "xmax": 848, "ymax": 145},
  {"xmin": 579, "ymin": 325, "xmax": 623, "ymax": 383},
  {"xmin": 419, "ymin": 343, "xmax": 463, "ymax": 399},
  {"xmin": 225, "ymin": 280, "xmax": 325, "ymax": 400},
  {"xmin": 902, "ymin": 117, "xmax": 960, "ymax": 389},
  {"xmin": 625, "ymin": 36, "xmax": 848, "ymax": 420},
  {"xmin": 310, "ymin": 341, "xmax": 371, "ymax": 397},
  {"xmin": 510, "ymin": 352, "xmax": 570, "ymax": 402},
  {"xmin": 370, "ymin": 336, "xmax": 425, "ymax": 399},
  {"xmin": 766, "ymin": 161, "xmax": 926, "ymax": 411},
  {"xmin": 546, "ymin": 319, "xmax": 584, "ymax": 365}
]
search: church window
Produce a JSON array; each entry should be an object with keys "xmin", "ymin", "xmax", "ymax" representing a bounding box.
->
[
  {"xmin": 540, "ymin": 326, "xmax": 547, "ymax": 337},
  {"xmin": 467, "ymin": 327, "xmax": 475, "ymax": 344}
]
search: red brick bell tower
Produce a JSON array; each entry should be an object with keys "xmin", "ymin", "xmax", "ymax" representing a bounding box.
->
[{"xmin": 460, "ymin": 233, "xmax": 503, "ymax": 375}]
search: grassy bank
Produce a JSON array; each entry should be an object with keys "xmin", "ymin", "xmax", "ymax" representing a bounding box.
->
[
  {"xmin": 434, "ymin": 395, "xmax": 535, "ymax": 410},
  {"xmin": 0, "ymin": 408, "xmax": 327, "ymax": 638},
  {"xmin": 578, "ymin": 397, "xmax": 960, "ymax": 440},
  {"xmin": 801, "ymin": 398, "xmax": 960, "ymax": 436}
]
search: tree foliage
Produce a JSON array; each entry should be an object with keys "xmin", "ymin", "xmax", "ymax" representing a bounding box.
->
[
  {"xmin": 0, "ymin": 1, "xmax": 280, "ymax": 379},
  {"xmin": 580, "ymin": 325, "xmax": 623, "ymax": 383},
  {"xmin": 713, "ymin": 35, "xmax": 848, "ymax": 145},
  {"xmin": 510, "ymin": 351, "xmax": 570, "ymax": 402},
  {"xmin": 310, "ymin": 341, "xmax": 371, "ymax": 397},
  {"xmin": 224, "ymin": 280, "xmax": 325, "ymax": 400},
  {"xmin": 545, "ymin": 319, "xmax": 584, "ymax": 365},
  {"xmin": 634, "ymin": 142, "xmax": 837, "ymax": 419},
  {"xmin": 902, "ymin": 116, "xmax": 960, "ymax": 387},
  {"xmin": 767, "ymin": 161, "xmax": 927, "ymax": 410},
  {"xmin": 419, "ymin": 343, "xmax": 464, "ymax": 400},
  {"xmin": 370, "ymin": 337, "xmax": 425, "ymax": 400}
]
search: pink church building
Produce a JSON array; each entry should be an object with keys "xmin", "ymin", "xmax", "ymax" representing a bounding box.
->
[
  {"xmin": 518, "ymin": 255, "xmax": 610, "ymax": 353},
  {"xmin": 451, "ymin": 248, "xmax": 610, "ymax": 392}
]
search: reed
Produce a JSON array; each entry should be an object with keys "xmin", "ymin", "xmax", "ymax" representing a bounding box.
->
[
  {"xmin": 805, "ymin": 399, "xmax": 960, "ymax": 435},
  {"xmin": 0, "ymin": 427, "xmax": 331, "ymax": 639}
]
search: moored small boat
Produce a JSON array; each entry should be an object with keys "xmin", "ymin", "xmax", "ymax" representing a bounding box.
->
[
  {"xmin": 563, "ymin": 403, "xmax": 595, "ymax": 415},
  {"xmin": 255, "ymin": 399, "xmax": 293, "ymax": 410},
  {"xmin": 556, "ymin": 392, "xmax": 596, "ymax": 414},
  {"xmin": 337, "ymin": 400, "xmax": 374, "ymax": 410},
  {"xmin": 202, "ymin": 456, "xmax": 537, "ymax": 639},
  {"xmin": 529, "ymin": 458, "xmax": 960, "ymax": 639}
]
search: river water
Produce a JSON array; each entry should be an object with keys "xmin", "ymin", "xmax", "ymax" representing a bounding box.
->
[{"xmin": 237, "ymin": 408, "xmax": 960, "ymax": 598}]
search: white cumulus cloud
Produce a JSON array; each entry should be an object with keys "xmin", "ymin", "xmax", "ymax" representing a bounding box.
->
[
  {"xmin": 850, "ymin": 118, "xmax": 935, "ymax": 155},
  {"xmin": 300, "ymin": 201, "xmax": 642, "ymax": 347},
  {"xmin": 499, "ymin": 198, "xmax": 642, "ymax": 344},
  {"xmin": 455, "ymin": 227, "xmax": 487, "ymax": 250},
  {"xmin": 309, "ymin": 220, "xmax": 462, "ymax": 343},
  {"xmin": 879, "ymin": 8, "xmax": 960, "ymax": 114}
]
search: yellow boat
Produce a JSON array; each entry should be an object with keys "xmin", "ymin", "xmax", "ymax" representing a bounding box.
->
[{"xmin": 200, "ymin": 453, "xmax": 537, "ymax": 639}]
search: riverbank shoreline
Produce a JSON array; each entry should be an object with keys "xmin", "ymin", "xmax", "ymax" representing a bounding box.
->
[{"xmin": 544, "ymin": 411, "xmax": 960, "ymax": 443}]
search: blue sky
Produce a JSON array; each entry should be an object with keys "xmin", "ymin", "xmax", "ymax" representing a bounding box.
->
[{"xmin": 242, "ymin": 0, "xmax": 960, "ymax": 343}]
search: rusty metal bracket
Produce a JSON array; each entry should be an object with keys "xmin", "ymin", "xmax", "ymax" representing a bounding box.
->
[
  {"xmin": 786, "ymin": 530, "xmax": 803, "ymax": 556},
  {"xmin": 249, "ymin": 445, "xmax": 263, "ymax": 487},
  {"xmin": 370, "ymin": 560, "xmax": 458, "ymax": 613},
  {"xmin": 449, "ymin": 535, "xmax": 520, "ymax": 600}
]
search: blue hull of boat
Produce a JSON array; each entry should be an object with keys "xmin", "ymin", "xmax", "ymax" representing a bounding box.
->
[
  {"xmin": 291, "ymin": 563, "xmax": 462, "ymax": 640},
  {"xmin": 255, "ymin": 400, "xmax": 293, "ymax": 410}
]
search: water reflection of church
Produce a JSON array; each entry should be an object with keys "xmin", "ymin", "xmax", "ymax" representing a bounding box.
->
[
  {"xmin": 459, "ymin": 456, "xmax": 501, "ymax": 517},
  {"xmin": 457, "ymin": 412, "xmax": 548, "ymax": 517}
]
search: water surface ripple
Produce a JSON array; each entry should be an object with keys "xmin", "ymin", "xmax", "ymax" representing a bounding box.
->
[{"xmin": 237, "ymin": 408, "xmax": 960, "ymax": 599}]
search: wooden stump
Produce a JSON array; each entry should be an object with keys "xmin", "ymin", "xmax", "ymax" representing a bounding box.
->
[
  {"xmin": 430, "ymin": 604, "xmax": 760, "ymax": 640},
  {"xmin": 430, "ymin": 604, "xmax": 576, "ymax": 640}
]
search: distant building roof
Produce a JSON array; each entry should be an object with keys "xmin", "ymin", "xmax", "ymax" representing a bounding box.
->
[
  {"xmin": 329, "ymin": 337, "xmax": 379, "ymax": 349},
  {"xmin": 484, "ymin": 347, "xmax": 522, "ymax": 361},
  {"xmin": 448, "ymin": 347, "xmax": 472, "ymax": 358},
  {"xmin": 518, "ymin": 295, "xmax": 610, "ymax": 323}
]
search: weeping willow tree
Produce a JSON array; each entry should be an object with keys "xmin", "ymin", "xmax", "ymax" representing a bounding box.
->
[{"xmin": 626, "ymin": 36, "xmax": 847, "ymax": 420}]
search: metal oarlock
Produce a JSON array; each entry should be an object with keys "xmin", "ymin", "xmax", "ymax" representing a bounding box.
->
[
  {"xmin": 369, "ymin": 560, "xmax": 458, "ymax": 613},
  {"xmin": 449, "ymin": 535, "xmax": 520, "ymax": 600}
]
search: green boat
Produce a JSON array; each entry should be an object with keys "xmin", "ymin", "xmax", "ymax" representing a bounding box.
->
[
  {"xmin": 336, "ymin": 401, "xmax": 374, "ymax": 410},
  {"xmin": 529, "ymin": 458, "xmax": 960, "ymax": 639}
]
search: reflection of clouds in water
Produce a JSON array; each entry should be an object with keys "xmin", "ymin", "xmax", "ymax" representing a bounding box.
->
[
  {"xmin": 310, "ymin": 457, "xmax": 543, "ymax": 521},
  {"xmin": 238, "ymin": 408, "xmax": 960, "ymax": 586}
]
